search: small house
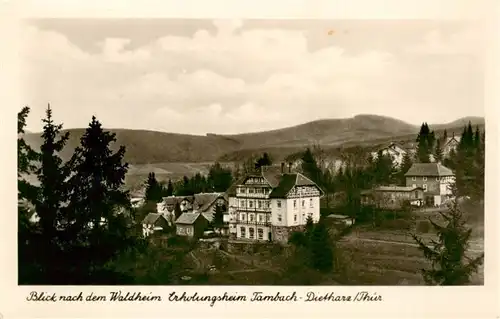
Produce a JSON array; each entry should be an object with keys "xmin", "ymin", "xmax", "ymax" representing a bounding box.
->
[
  {"xmin": 142, "ymin": 213, "xmax": 170, "ymax": 237},
  {"xmin": 405, "ymin": 163, "xmax": 455, "ymax": 206},
  {"xmin": 175, "ymin": 212, "xmax": 209, "ymax": 238},
  {"xmin": 361, "ymin": 185, "xmax": 425, "ymax": 209}
]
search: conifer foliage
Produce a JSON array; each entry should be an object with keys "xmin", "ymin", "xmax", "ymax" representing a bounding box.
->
[
  {"xmin": 18, "ymin": 108, "xmax": 135, "ymax": 284},
  {"xmin": 412, "ymin": 187, "xmax": 484, "ymax": 285}
]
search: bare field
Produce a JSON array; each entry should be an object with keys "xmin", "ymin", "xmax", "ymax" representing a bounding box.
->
[{"xmin": 339, "ymin": 224, "xmax": 484, "ymax": 285}]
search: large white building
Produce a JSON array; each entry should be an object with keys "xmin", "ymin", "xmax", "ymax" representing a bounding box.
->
[{"xmin": 226, "ymin": 164, "xmax": 323, "ymax": 243}]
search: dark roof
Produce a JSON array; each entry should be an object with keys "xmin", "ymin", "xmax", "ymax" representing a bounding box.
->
[
  {"xmin": 175, "ymin": 212, "xmax": 206, "ymax": 225},
  {"xmin": 142, "ymin": 213, "xmax": 165, "ymax": 225},
  {"xmin": 225, "ymin": 176, "xmax": 246, "ymax": 197},
  {"xmin": 269, "ymin": 173, "xmax": 322, "ymax": 198},
  {"xmin": 193, "ymin": 193, "xmax": 224, "ymax": 212},
  {"xmin": 225, "ymin": 165, "xmax": 283, "ymax": 196},
  {"xmin": 404, "ymin": 163, "xmax": 454, "ymax": 177}
]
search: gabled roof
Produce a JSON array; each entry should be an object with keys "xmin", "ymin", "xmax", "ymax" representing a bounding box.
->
[
  {"xmin": 193, "ymin": 193, "xmax": 224, "ymax": 212},
  {"xmin": 269, "ymin": 173, "xmax": 323, "ymax": 198},
  {"xmin": 225, "ymin": 176, "xmax": 246, "ymax": 197},
  {"xmin": 201, "ymin": 212, "xmax": 214, "ymax": 222},
  {"xmin": 404, "ymin": 163, "xmax": 454, "ymax": 177},
  {"xmin": 175, "ymin": 212, "xmax": 206, "ymax": 225},
  {"xmin": 142, "ymin": 213, "xmax": 165, "ymax": 225},
  {"xmin": 444, "ymin": 136, "xmax": 462, "ymax": 147}
]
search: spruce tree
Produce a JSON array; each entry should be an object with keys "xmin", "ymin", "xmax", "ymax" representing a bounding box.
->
[
  {"xmin": 416, "ymin": 123, "xmax": 431, "ymax": 163},
  {"xmin": 301, "ymin": 148, "xmax": 322, "ymax": 185},
  {"xmin": 434, "ymin": 138, "xmax": 443, "ymax": 163},
  {"xmin": 20, "ymin": 105, "xmax": 71, "ymax": 283},
  {"xmin": 64, "ymin": 116, "xmax": 133, "ymax": 282},
  {"xmin": 412, "ymin": 187, "xmax": 484, "ymax": 285},
  {"xmin": 254, "ymin": 152, "xmax": 272, "ymax": 170},
  {"xmin": 145, "ymin": 172, "xmax": 163, "ymax": 202},
  {"xmin": 399, "ymin": 152, "xmax": 413, "ymax": 185},
  {"xmin": 309, "ymin": 220, "xmax": 334, "ymax": 272},
  {"xmin": 166, "ymin": 179, "xmax": 174, "ymax": 196}
]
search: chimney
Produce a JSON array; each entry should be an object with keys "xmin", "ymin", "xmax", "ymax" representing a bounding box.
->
[
  {"xmin": 281, "ymin": 162, "xmax": 285, "ymax": 174},
  {"xmin": 288, "ymin": 162, "xmax": 292, "ymax": 173}
]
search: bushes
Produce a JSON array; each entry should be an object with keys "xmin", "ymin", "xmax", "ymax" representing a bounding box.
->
[{"xmin": 378, "ymin": 219, "xmax": 413, "ymax": 231}]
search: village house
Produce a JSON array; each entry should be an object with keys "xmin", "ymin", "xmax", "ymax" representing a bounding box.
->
[
  {"xmin": 442, "ymin": 134, "xmax": 462, "ymax": 158},
  {"xmin": 157, "ymin": 192, "xmax": 228, "ymax": 226},
  {"xmin": 142, "ymin": 213, "xmax": 170, "ymax": 237},
  {"xmin": 226, "ymin": 163, "xmax": 324, "ymax": 244},
  {"xmin": 175, "ymin": 212, "xmax": 210, "ymax": 238},
  {"xmin": 360, "ymin": 185, "xmax": 424, "ymax": 209},
  {"xmin": 404, "ymin": 163, "xmax": 455, "ymax": 206},
  {"xmin": 370, "ymin": 142, "xmax": 408, "ymax": 167}
]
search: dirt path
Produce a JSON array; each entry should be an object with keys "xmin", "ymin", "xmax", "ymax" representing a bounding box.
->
[{"xmin": 343, "ymin": 237, "xmax": 484, "ymax": 254}]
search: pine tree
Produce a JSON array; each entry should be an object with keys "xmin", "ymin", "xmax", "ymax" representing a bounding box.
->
[
  {"xmin": 166, "ymin": 179, "xmax": 174, "ymax": 196},
  {"xmin": 474, "ymin": 126, "xmax": 481, "ymax": 150},
  {"xmin": 309, "ymin": 220, "xmax": 334, "ymax": 272},
  {"xmin": 399, "ymin": 152, "xmax": 413, "ymax": 185},
  {"xmin": 434, "ymin": 138, "xmax": 443, "ymax": 163},
  {"xmin": 35, "ymin": 105, "xmax": 71, "ymax": 241},
  {"xmin": 443, "ymin": 129, "xmax": 448, "ymax": 142},
  {"xmin": 412, "ymin": 187, "xmax": 484, "ymax": 285},
  {"xmin": 254, "ymin": 152, "xmax": 272, "ymax": 170},
  {"xmin": 305, "ymin": 215, "xmax": 314, "ymax": 235},
  {"xmin": 301, "ymin": 148, "xmax": 322, "ymax": 185},
  {"xmin": 208, "ymin": 162, "xmax": 233, "ymax": 192},
  {"xmin": 145, "ymin": 172, "xmax": 163, "ymax": 202},
  {"xmin": 20, "ymin": 105, "xmax": 71, "ymax": 283},
  {"xmin": 174, "ymin": 202, "xmax": 182, "ymax": 219},
  {"xmin": 64, "ymin": 116, "xmax": 133, "ymax": 282},
  {"xmin": 416, "ymin": 122, "xmax": 432, "ymax": 163}
]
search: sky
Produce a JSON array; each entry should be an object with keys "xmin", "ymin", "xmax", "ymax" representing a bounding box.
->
[{"xmin": 20, "ymin": 19, "xmax": 486, "ymax": 135}]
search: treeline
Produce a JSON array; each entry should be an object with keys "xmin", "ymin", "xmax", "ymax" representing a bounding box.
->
[
  {"xmin": 18, "ymin": 105, "xmax": 140, "ymax": 284},
  {"xmin": 143, "ymin": 161, "xmax": 234, "ymax": 203}
]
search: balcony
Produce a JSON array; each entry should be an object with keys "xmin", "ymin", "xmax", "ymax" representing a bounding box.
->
[{"xmin": 235, "ymin": 219, "xmax": 271, "ymax": 226}]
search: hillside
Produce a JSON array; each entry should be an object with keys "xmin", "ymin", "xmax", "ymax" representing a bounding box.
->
[{"xmin": 23, "ymin": 115, "xmax": 484, "ymax": 164}]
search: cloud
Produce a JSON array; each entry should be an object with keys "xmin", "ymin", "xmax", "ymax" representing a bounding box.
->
[
  {"xmin": 21, "ymin": 20, "xmax": 484, "ymax": 134},
  {"xmin": 405, "ymin": 25, "xmax": 485, "ymax": 57}
]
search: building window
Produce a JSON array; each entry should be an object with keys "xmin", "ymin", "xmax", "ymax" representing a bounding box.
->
[
  {"xmin": 412, "ymin": 177, "xmax": 416, "ymax": 181},
  {"xmin": 258, "ymin": 228, "xmax": 264, "ymax": 240},
  {"xmin": 294, "ymin": 200, "xmax": 297, "ymax": 209},
  {"xmin": 277, "ymin": 200, "xmax": 282, "ymax": 208},
  {"xmin": 423, "ymin": 177, "xmax": 427, "ymax": 181},
  {"xmin": 257, "ymin": 214, "xmax": 263, "ymax": 222},
  {"xmin": 278, "ymin": 214, "xmax": 282, "ymax": 222},
  {"xmin": 423, "ymin": 184, "xmax": 428, "ymax": 191},
  {"xmin": 240, "ymin": 227, "xmax": 246, "ymax": 238},
  {"xmin": 302, "ymin": 200, "xmax": 305, "ymax": 207},
  {"xmin": 249, "ymin": 200, "xmax": 253, "ymax": 208},
  {"xmin": 240, "ymin": 200, "xmax": 245, "ymax": 208},
  {"xmin": 265, "ymin": 201, "xmax": 270, "ymax": 208},
  {"xmin": 310, "ymin": 198, "xmax": 313, "ymax": 208},
  {"xmin": 249, "ymin": 228, "xmax": 255, "ymax": 239},
  {"xmin": 266, "ymin": 214, "xmax": 271, "ymax": 222},
  {"xmin": 294, "ymin": 214, "xmax": 297, "ymax": 222},
  {"xmin": 258, "ymin": 201, "xmax": 262, "ymax": 209},
  {"xmin": 241, "ymin": 188, "xmax": 246, "ymax": 193},
  {"xmin": 240, "ymin": 213, "xmax": 245, "ymax": 221},
  {"xmin": 249, "ymin": 188, "xmax": 254, "ymax": 194},
  {"xmin": 436, "ymin": 177, "xmax": 440, "ymax": 181},
  {"xmin": 249, "ymin": 214, "xmax": 255, "ymax": 222}
]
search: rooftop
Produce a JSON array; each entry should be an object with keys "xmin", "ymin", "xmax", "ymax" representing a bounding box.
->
[{"xmin": 404, "ymin": 163, "xmax": 454, "ymax": 177}]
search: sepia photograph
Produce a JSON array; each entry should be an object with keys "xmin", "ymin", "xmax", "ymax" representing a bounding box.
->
[{"xmin": 16, "ymin": 17, "xmax": 486, "ymax": 288}]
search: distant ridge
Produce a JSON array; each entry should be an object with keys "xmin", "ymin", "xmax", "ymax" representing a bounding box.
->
[{"xmin": 23, "ymin": 114, "xmax": 484, "ymax": 164}]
